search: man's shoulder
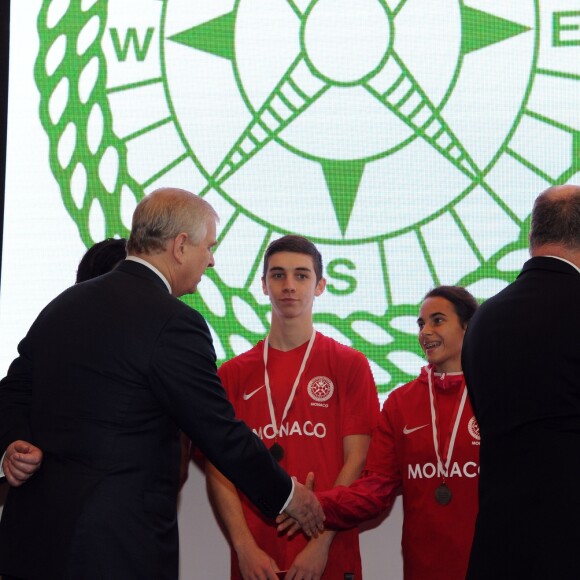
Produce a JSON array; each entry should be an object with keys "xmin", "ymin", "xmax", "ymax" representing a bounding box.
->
[
  {"xmin": 97, "ymin": 267, "xmax": 208, "ymax": 329},
  {"xmin": 521, "ymin": 256, "xmax": 580, "ymax": 283},
  {"xmin": 474, "ymin": 255, "xmax": 578, "ymax": 316}
]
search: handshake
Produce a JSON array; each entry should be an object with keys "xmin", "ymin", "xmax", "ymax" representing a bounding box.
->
[{"xmin": 279, "ymin": 472, "xmax": 325, "ymax": 538}]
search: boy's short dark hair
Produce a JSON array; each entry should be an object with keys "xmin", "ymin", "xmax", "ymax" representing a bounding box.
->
[{"xmin": 262, "ymin": 235, "xmax": 323, "ymax": 282}]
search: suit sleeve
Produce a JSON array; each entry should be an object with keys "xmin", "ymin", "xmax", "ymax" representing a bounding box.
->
[
  {"xmin": 148, "ymin": 307, "xmax": 292, "ymax": 519},
  {"xmin": 0, "ymin": 335, "xmax": 34, "ymax": 456}
]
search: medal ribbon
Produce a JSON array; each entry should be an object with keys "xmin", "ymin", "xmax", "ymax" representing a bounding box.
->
[
  {"xmin": 263, "ymin": 330, "xmax": 316, "ymax": 440},
  {"xmin": 427, "ymin": 366, "xmax": 467, "ymax": 480}
]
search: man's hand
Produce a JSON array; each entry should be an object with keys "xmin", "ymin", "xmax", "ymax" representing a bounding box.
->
[
  {"xmin": 2, "ymin": 440, "xmax": 43, "ymax": 487},
  {"xmin": 278, "ymin": 472, "xmax": 313, "ymax": 537},
  {"xmin": 283, "ymin": 473, "xmax": 324, "ymax": 538}
]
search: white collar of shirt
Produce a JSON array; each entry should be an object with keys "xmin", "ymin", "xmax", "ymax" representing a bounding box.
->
[
  {"xmin": 125, "ymin": 256, "xmax": 172, "ymax": 293},
  {"xmin": 545, "ymin": 255, "xmax": 580, "ymax": 275}
]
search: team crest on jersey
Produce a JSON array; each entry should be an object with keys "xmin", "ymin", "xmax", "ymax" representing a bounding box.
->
[
  {"xmin": 307, "ymin": 376, "xmax": 334, "ymax": 403},
  {"xmin": 468, "ymin": 416, "xmax": 480, "ymax": 441}
]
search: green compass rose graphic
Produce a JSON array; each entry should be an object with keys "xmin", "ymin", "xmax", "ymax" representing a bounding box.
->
[{"xmin": 34, "ymin": 0, "xmax": 580, "ymax": 394}]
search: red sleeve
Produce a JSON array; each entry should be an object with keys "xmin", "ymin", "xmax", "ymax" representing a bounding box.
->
[
  {"xmin": 315, "ymin": 471, "xmax": 399, "ymax": 529},
  {"xmin": 316, "ymin": 386, "xmax": 405, "ymax": 528}
]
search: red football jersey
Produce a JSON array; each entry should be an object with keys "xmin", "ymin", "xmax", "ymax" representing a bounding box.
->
[
  {"xmin": 319, "ymin": 366, "xmax": 480, "ymax": 580},
  {"xmin": 218, "ymin": 332, "xmax": 379, "ymax": 579}
]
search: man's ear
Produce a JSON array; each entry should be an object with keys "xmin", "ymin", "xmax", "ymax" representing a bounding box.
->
[
  {"xmin": 315, "ymin": 277, "xmax": 326, "ymax": 297},
  {"xmin": 261, "ymin": 276, "xmax": 268, "ymax": 296},
  {"xmin": 172, "ymin": 233, "xmax": 189, "ymax": 263}
]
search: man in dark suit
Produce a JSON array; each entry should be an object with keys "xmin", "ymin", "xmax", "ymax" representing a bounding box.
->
[
  {"xmin": 462, "ymin": 185, "xmax": 580, "ymax": 579},
  {"xmin": 0, "ymin": 187, "xmax": 324, "ymax": 580}
]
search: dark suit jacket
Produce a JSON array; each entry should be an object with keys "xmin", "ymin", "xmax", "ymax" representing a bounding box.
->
[
  {"xmin": 0, "ymin": 260, "xmax": 291, "ymax": 580},
  {"xmin": 462, "ymin": 257, "xmax": 580, "ymax": 579}
]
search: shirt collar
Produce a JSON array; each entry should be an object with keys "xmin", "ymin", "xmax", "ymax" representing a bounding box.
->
[
  {"xmin": 544, "ymin": 255, "xmax": 580, "ymax": 275},
  {"xmin": 125, "ymin": 256, "xmax": 172, "ymax": 293}
]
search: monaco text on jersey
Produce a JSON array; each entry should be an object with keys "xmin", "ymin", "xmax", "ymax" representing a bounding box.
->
[
  {"xmin": 253, "ymin": 421, "xmax": 327, "ymax": 440},
  {"xmin": 408, "ymin": 461, "xmax": 479, "ymax": 479}
]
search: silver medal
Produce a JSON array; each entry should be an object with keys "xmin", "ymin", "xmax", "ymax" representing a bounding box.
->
[{"xmin": 435, "ymin": 483, "xmax": 452, "ymax": 505}]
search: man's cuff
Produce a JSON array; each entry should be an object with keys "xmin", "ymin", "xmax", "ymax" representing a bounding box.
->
[
  {"xmin": 0, "ymin": 451, "xmax": 5, "ymax": 478},
  {"xmin": 279, "ymin": 477, "xmax": 295, "ymax": 513}
]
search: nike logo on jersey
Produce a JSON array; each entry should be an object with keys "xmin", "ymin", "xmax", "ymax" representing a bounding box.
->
[
  {"xmin": 403, "ymin": 424, "xmax": 429, "ymax": 435},
  {"xmin": 242, "ymin": 385, "xmax": 265, "ymax": 400}
]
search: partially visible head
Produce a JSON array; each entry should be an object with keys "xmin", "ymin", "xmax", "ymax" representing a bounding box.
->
[
  {"xmin": 418, "ymin": 286, "xmax": 479, "ymax": 373},
  {"xmin": 262, "ymin": 235, "xmax": 323, "ymax": 282},
  {"xmin": 529, "ymin": 185, "xmax": 580, "ymax": 254},
  {"xmin": 76, "ymin": 238, "xmax": 127, "ymax": 283},
  {"xmin": 127, "ymin": 188, "xmax": 218, "ymax": 255}
]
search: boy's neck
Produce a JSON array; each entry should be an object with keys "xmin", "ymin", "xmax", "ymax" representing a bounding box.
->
[{"xmin": 267, "ymin": 316, "xmax": 314, "ymax": 352}]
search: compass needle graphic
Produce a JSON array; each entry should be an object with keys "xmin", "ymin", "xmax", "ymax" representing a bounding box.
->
[
  {"xmin": 210, "ymin": 56, "xmax": 329, "ymax": 186},
  {"xmin": 364, "ymin": 52, "xmax": 481, "ymax": 180}
]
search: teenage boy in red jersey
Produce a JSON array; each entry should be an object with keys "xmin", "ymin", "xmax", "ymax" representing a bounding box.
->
[{"xmin": 206, "ymin": 235, "xmax": 379, "ymax": 579}]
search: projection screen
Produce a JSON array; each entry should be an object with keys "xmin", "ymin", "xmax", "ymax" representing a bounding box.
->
[{"xmin": 1, "ymin": 1, "xmax": 579, "ymax": 578}]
